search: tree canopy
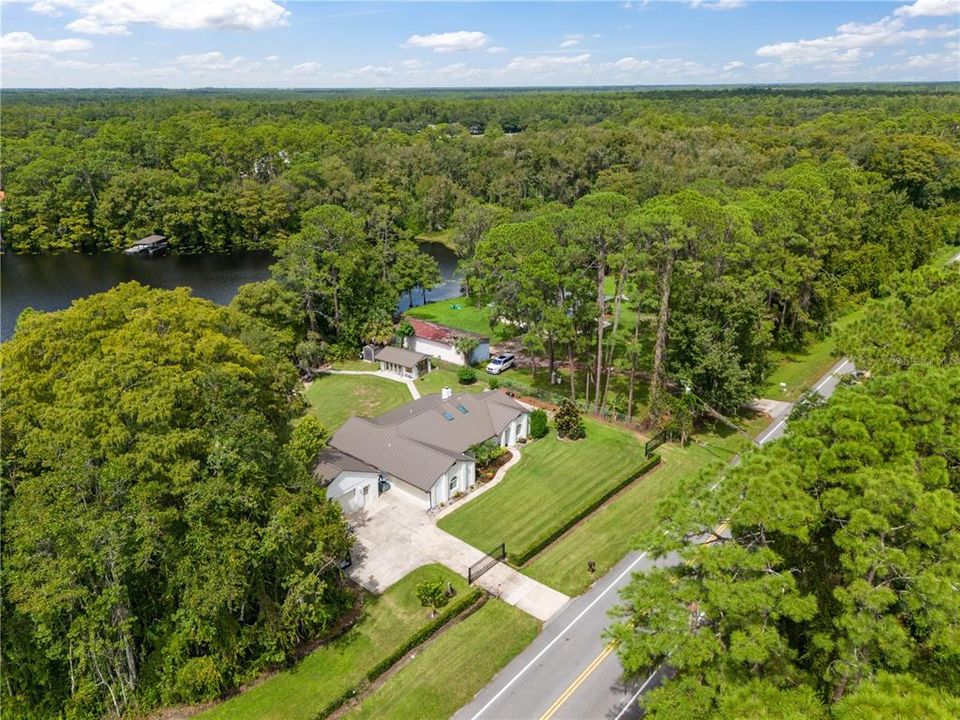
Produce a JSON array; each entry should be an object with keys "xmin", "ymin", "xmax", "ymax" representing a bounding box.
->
[
  {"xmin": 608, "ymin": 267, "xmax": 960, "ymax": 718},
  {"xmin": 1, "ymin": 283, "xmax": 352, "ymax": 719}
]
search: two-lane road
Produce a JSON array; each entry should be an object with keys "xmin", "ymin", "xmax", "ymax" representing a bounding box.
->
[{"xmin": 456, "ymin": 357, "xmax": 855, "ymax": 720}]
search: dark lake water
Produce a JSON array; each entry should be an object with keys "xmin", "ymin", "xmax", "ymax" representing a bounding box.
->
[{"xmin": 1, "ymin": 243, "xmax": 461, "ymax": 341}]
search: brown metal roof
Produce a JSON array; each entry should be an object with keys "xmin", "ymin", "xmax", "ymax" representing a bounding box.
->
[
  {"xmin": 326, "ymin": 390, "xmax": 528, "ymax": 491},
  {"xmin": 313, "ymin": 448, "xmax": 379, "ymax": 484},
  {"xmin": 373, "ymin": 345, "xmax": 428, "ymax": 368}
]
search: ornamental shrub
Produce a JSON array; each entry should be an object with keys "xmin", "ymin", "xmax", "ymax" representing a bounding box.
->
[
  {"xmin": 530, "ymin": 409, "xmax": 549, "ymax": 439},
  {"xmin": 457, "ymin": 366, "xmax": 477, "ymax": 385},
  {"xmin": 555, "ymin": 398, "xmax": 585, "ymax": 440}
]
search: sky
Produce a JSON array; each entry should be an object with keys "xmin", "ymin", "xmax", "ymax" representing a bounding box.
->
[{"xmin": 1, "ymin": 0, "xmax": 957, "ymax": 88}]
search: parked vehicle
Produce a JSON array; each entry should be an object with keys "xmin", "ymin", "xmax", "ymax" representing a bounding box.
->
[{"xmin": 486, "ymin": 353, "xmax": 515, "ymax": 374}]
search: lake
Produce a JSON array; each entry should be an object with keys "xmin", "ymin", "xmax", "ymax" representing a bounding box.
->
[{"xmin": 1, "ymin": 243, "xmax": 461, "ymax": 341}]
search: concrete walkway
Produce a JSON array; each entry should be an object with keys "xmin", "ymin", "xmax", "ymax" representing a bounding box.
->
[
  {"xmin": 322, "ymin": 367, "xmax": 421, "ymax": 399},
  {"xmin": 347, "ymin": 491, "xmax": 569, "ymax": 623},
  {"xmin": 432, "ymin": 446, "xmax": 523, "ymax": 521}
]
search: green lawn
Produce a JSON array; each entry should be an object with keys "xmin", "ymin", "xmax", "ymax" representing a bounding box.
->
[
  {"xmin": 305, "ymin": 373, "xmax": 412, "ymax": 431},
  {"xmin": 200, "ymin": 565, "xmax": 467, "ymax": 720},
  {"xmin": 523, "ymin": 427, "xmax": 750, "ymax": 595},
  {"xmin": 341, "ymin": 600, "xmax": 539, "ymax": 720},
  {"xmin": 405, "ymin": 296, "xmax": 513, "ymax": 342},
  {"xmin": 759, "ymin": 310, "xmax": 864, "ymax": 401},
  {"xmin": 415, "ymin": 364, "xmax": 490, "ymax": 396},
  {"xmin": 328, "ymin": 359, "xmax": 379, "ymax": 371},
  {"xmin": 437, "ymin": 417, "xmax": 648, "ymax": 560}
]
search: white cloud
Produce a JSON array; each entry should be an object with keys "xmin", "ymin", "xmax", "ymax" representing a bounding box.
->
[
  {"xmin": 265, "ymin": 55, "xmax": 279, "ymax": 61},
  {"xmin": 175, "ymin": 51, "xmax": 251, "ymax": 72},
  {"xmin": 689, "ymin": 0, "xmax": 745, "ymax": 10},
  {"xmin": 404, "ymin": 31, "xmax": 489, "ymax": 53},
  {"xmin": 0, "ymin": 30, "xmax": 91, "ymax": 58},
  {"xmin": 560, "ymin": 33, "xmax": 584, "ymax": 48},
  {"xmin": 905, "ymin": 45, "xmax": 960, "ymax": 67},
  {"xmin": 287, "ymin": 61, "xmax": 322, "ymax": 75},
  {"xmin": 895, "ymin": 0, "xmax": 959, "ymax": 18},
  {"xmin": 610, "ymin": 56, "xmax": 716, "ymax": 80},
  {"xmin": 722, "ymin": 60, "xmax": 745, "ymax": 70},
  {"xmin": 486, "ymin": 46, "xmax": 507, "ymax": 54},
  {"xmin": 34, "ymin": 0, "xmax": 289, "ymax": 35},
  {"xmin": 756, "ymin": 15, "xmax": 959, "ymax": 65},
  {"xmin": 505, "ymin": 53, "xmax": 591, "ymax": 73}
]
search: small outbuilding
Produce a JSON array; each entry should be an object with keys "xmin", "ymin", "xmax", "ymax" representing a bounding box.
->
[
  {"xmin": 374, "ymin": 345, "xmax": 431, "ymax": 379},
  {"xmin": 403, "ymin": 317, "xmax": 490, "ymax": 366},
  {"xmin": 124, "ymin": 234, "xmax": 169, "ymax": 255}
]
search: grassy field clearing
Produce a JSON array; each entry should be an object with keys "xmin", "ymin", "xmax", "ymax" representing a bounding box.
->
[
  {"xmin": 201, "ymin": 566, "xmax": 466, "ymax": 720},
  {"xmin": 340, "ymin": 600, "xmax": 538, "ymax": 720},
  {"xmin": 437, "ymin": 417, "xmax": 648, "ymax": 560},
  {"xmin": 305, "ymin": 373, "xmax": 412, "ymax": 430}
]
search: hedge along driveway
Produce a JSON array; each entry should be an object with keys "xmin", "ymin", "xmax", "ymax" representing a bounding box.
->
[
  {"xmin": 199, "ymin": 565, "xmax": 467, "ymax": 720},
  {"xmin": 437, "ymin": 417, "xmax": 649, "ymax": 564}
]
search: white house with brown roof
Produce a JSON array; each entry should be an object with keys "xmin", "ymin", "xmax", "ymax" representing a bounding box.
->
[
  {"xmin": 314, "ymin": 389, "xmax": 529, "ymax": 512},
  {"xmin": 402, "ymin": 317, "xmax": 490, "ymax": 366},
  {"xmin": 373, "ymin": 345, "xmax": 431, "ymax": 379}
]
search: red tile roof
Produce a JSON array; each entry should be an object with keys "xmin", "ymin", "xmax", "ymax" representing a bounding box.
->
[{"xmin": 406, "ymin": 317, "xmax": 487, "ymax": 343}]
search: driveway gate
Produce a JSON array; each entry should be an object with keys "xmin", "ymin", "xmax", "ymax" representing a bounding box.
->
[{"xmin": 468, "ymin": 543, "xmax": 506, "ymax": 584}]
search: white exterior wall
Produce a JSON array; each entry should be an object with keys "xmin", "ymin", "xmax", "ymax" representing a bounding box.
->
[
  {"xmin": 405, "ymin": 336, "xmax": 463, "ymax": 365},
  {"xmin": 327, "ymin": 471, "xmax": 380, "ymax": 513},
  {"xmin": 499, "ymin": 413, "xmax": 530, "ymax": 447},
  {"xmin": 428, "ymin": 460, "xmax": 473, "ymax": 507}
]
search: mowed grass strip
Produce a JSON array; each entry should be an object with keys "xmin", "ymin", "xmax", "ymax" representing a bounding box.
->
[
  {"xmin": 305, "ymin": 373, "xmax": 413, "ymax": 431},
  {"xmin": 340, "ymin": 600, "xmax": 539, "ymax": 720},
  {"xmin": 437, "ymin": 417, "xmax": 648, "ymax": 559},
  {"xmin": 414, "ymin": 365, "xmax": 490, "ymax": 396},
  {"xmin": 200, "ymin": 565, "xmax": 466, "ymax": 720},
  {"xmin": 523, "ymin": 432, "xmax": 747, "ymax": 596}
]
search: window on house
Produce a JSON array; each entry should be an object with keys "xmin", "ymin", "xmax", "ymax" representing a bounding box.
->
[{"xmin": 449, "ymin": 474, "xmax": 458, "ymax": 492}]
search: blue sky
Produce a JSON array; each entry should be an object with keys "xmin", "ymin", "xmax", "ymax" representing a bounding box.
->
[{"xmin": 1, "ymin": 1, "xmax": 957, "ymax": 88}]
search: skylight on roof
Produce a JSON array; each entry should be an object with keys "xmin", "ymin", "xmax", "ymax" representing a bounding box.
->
[
  {"xmin": 456, "ymin": 404, "xmax": 469, "ymax": 414},
  {"xmin": 441, "ymin": 411, "xmax": 455, "ymax": 421}
]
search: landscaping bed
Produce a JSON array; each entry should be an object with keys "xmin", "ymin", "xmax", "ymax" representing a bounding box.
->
[
  {"xmin": 198, "ymin": 565, "xmax": 467, "ymax": 720},
  {"xmin": 437, "ymin": 417, "xmax": 650, "ymax": 565}
]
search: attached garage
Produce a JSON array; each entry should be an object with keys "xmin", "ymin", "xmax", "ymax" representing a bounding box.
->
[{"xmin": 314, "ymin": 449, "xmax": 381, "ymax": 514}]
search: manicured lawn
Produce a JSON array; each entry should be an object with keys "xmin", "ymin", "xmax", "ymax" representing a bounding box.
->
[
  {"xmin": 200, "ymin": 565, "xmax": 467, "ymax": 720},
  {"xmin": 341, "ymin": 600, "xmax": 539, "ymax": 720},
  {"xmin": 405, "ymin": 296, "xmax": 513, "ymax": 342},
  {"xmin": 415, "ymin": 364, "xmax": 490, "ymax": 396},
  {"xmin": 305, "ymin": 373, "xmax": 412, "ymax": 431},
  {"xmin": 437, "ymin": 417, "xmax": 648, "ymax": 559},
  {"xmin": 328, "ymin": 359, "xmax": 378, "ymax": 371},
  {"xmin": 523, "ymin": 427, "xmax": 750, "ymax": 595}
]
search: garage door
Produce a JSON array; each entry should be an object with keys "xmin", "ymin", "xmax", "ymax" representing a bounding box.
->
[{"xmin": 336, "ymin": 488, "xmax": 364, "ymax": 513}]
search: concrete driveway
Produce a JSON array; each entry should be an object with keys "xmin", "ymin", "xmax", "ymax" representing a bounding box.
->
[{"xmin": 346, "ymin": 491, "xmax": 569, "ymax": 623}]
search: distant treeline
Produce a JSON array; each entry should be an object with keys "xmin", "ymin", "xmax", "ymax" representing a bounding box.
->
[{"xmin": 1, "ymin": 85, "xmax": 958, "ymax": 253}]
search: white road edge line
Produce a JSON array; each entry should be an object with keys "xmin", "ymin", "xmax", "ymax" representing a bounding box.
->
[
  {"xmin": 467, "ymin": 550, "xmax": 650, "ymax": 720},
  {"xmin": 613, "ymin": 662, "xmax": 663, "ymax": 720}
]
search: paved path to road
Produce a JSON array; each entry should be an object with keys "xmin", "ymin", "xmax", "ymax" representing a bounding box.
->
[
  {"xmin": 347, "ymin": 490, "xmax": 569, "ymax": 623},
  {"xmin": 322, "ymin": 367, "xmax": 421, "ymax": 399},
  {"xmin": 455, "ymin": 357, "xmax": 857, "ymax": 720}
]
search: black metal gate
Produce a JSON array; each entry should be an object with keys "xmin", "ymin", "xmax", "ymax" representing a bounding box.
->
[{"xmin": 468, "ymin": 543, "xmax": 506, "ymax": 584}]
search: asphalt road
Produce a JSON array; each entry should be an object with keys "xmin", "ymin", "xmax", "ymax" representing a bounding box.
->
[{"xmin": 455, "ymin": 356, "xmax": 856, "ymax": 720}]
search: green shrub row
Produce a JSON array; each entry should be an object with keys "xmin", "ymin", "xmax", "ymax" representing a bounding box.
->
[
  {"xmin": 509, "ymin": 453, "xmax": 662, "ymax": 566},
  {"xmin": 314, "ymin": 587, "xmax": 485, "ymax": 719}
]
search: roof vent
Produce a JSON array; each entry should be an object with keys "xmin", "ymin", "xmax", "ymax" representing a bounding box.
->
[{"xmin": 441, "ymin": 386, "xmax": 452, "ymax": 399}]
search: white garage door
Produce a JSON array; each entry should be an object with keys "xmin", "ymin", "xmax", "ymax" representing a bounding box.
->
[{"xmin": 336, "ymin": 486, "xmax": 369, "ymax": 513}]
